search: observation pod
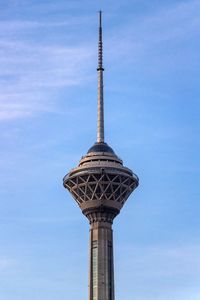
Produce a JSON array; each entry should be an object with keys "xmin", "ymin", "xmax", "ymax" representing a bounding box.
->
[{"xmin": 63, "ymin": 11, "xmax": 139, "ymax": 300}]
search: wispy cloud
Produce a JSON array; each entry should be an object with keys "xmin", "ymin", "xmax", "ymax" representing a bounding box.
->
[
  {"xmin": 0, "ymin": 17, "xmax": 95, "ymax": 121},
  {"xmin": 1, "ymin": 0, "xmax": 199, "ymax": 122},
  {"xmin": 116, "ymin": 242, "xmax": 200, "ymax": 300},
  {"xmin": 106, "ymin": 0, "xmax": 200, "ymax": 67},
  {"xmin": 0, "ymin": 215, "xmax": 81, "ymax": 225},
  {"xmin": 0, "ymin": 257, "xmax": 16, "ymax": 270}
]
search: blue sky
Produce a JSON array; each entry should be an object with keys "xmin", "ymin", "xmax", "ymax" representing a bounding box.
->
[{"xmin": 0, "ymin": 0, "xmax": 200, "ymax": 299}]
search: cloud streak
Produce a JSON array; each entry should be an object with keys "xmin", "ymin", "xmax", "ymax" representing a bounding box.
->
[
  {"xmin": 0, "ymin": 257, "xmax": 17, "ymax": 270},
  {"xmin": 116, "ymin": 242, "xmax": 200, "ymax": 300},
  {"xmin": 1, "ymin": 0, "xmax": 199, "ymax": 121},
  {"xmin": 106, "ymin": 0, "xmax": 200, "ymax": 67},
  {"xmin": 0, "ymin": 17, "xmax": 95, "ymax": 121}
]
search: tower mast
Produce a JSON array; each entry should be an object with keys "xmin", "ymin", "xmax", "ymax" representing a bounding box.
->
[{"xmin": 97, "ymin": 11, "xmax": 104, "ymax": 143}]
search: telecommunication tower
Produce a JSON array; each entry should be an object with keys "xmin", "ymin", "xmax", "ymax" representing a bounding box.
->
[{"xmin": 63, "ymin": 11, "xmax": 139, "ymax": 300}]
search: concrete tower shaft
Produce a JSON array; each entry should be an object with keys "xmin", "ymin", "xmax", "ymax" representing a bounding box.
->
[{"xmin": 63, "ymin": 11, "xmax": 139, "ymax": 300}]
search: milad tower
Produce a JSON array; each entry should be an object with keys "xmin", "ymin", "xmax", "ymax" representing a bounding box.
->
[{"xmin": 63, "ymin": 11, "xmax": 139, "ymax": 300}]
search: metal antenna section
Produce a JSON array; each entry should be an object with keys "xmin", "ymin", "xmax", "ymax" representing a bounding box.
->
[{"xmin": 97, "ymin": 11, "xmax": 105, "ymax": 143}]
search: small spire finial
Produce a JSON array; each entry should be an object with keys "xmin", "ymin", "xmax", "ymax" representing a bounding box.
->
[
  {"xmin": 99, "ymin": 10, "xmax": 102, "ymax": 27},
  {"xmin": 97, "ymin": 11, "xmax": 104, "ymax": 143}
]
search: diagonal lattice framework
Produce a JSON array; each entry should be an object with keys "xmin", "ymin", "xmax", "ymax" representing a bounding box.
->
[{"xmin": 65, "ymin": 172, "xmax": 136, "ymax": 206}]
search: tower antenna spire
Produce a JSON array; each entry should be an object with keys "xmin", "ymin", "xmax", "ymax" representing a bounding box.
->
[{"xmin": 97, "ymin": 10, "xmax": 104, "ymax": 143}]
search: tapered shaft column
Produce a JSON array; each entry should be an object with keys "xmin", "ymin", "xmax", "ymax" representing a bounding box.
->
[{"xmin": 89, "ymin": 221, "xmax": 115, "ymax": 300}]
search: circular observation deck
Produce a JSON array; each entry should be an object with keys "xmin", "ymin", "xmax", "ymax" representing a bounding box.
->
[{"xmin": 63, "ymin": 142, "xmax": 139, "ymax": 223}]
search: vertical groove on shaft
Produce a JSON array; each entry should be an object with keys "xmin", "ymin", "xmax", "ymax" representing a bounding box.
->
[{"xmin": 97, "ymin": 11, "xmax": 104, "ymax": 143}]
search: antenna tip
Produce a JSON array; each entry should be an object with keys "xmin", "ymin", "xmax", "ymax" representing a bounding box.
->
[{"xmin": 99, "ymin": 10, "xmax": 102, "ymax": 26}]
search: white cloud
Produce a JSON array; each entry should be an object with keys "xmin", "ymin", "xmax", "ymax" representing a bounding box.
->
[
  {"xmin": 1, "ymin": 0, "xmax": 199, "ymax": 121},
  {"xmin": 0, "ymin": 258, "xmax": 16, "ymax": 270},
  {"xmin": 0, "ymin": 17, "xmax": 95, "ymax": 121},
  {"xmin": 116, "ymin": 242, "xmax": 200, "ymax": 300},
  {"xmin": 106, "ymin": 0, "xmax": 200, "ymax": 65}
]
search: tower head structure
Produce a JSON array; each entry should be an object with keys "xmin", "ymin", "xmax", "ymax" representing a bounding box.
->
[
  {"xmin": 63, "ymin": 11, "xmax": 139, "ymax": 223},
  {"xmin": 63, "ymin": 11, "xmax": 139, "ymax": 300}
]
